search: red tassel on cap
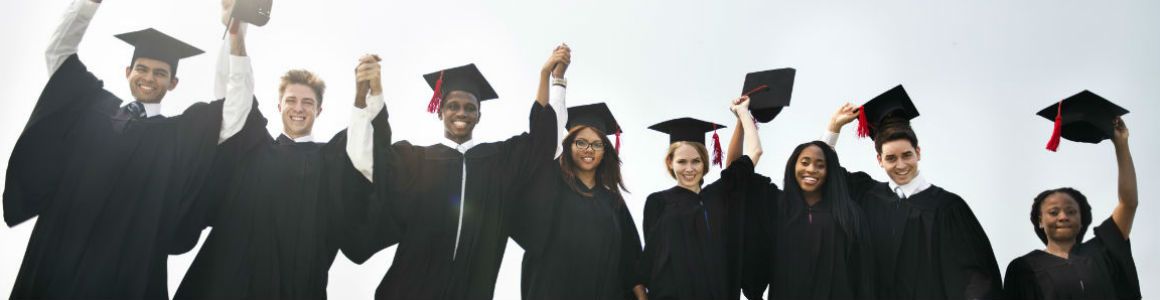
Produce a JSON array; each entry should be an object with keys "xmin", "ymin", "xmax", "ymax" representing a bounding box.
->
[
  {"xmin": 426, "ymin": 71, "xmax": 445, "ymax": 114},
  {"xmin": 1046, "ymin": 101, "xmax": 1063, "ymax": 152},
  {"xmin": 742, "ymin": 84, "xmax": 769, "ymax": 97},
  {"xmin": 855, "ymin": 106, "xmax": 871, "ymax": 138},
  {"xmin": 711, "ymin": 125, "xmax": 723, "ymax": 167},
  {"xmin": 614, "ymin": 130, "xmax": 622, "ymax": 153}
]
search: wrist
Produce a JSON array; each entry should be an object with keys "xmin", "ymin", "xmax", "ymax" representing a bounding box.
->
[
  {"xmin": 551, "ymin": 77, "xmax": 567, "ymax": 88},
  {"xmin": 828, "ymin": 121, "xmax": 843, "ymax": 133}
]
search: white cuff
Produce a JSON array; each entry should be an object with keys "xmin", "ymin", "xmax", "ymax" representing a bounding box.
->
[
  {"xmin": 550, "ymin": 82, "xmax": 567, "ymax": 158},
  {"xmin": 45, "ymin": 0, "xmax": 100, "ymax": 75},
  {"xmin": 348, "ymin": 94, "xmax": 384, "ymax": 182},
  {"xmin": 821, "ymin": 131, "xmax": 840, "ymax": 148},
  {"xmin": 218, "ymin": 55, "xmax": 254, "ymax": 144}
]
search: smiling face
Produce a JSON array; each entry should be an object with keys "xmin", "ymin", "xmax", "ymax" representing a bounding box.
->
[
  {"xmin": 795, "ymin": 144, "xmax": 829, "ymax": 194},
  {"xmin": 1039, "ymin": 192, "xmax": 1083, "ymax": 243},
  {"xmin": 570, "ymin": 127, "xmax": 606, "ymax": 173},
  {"xmin": 877, "ymin": 139, "xmax": 921, "ymax": 185},
  {"xmin": 124, "ymin": 57, "xmax": 177, "ymax": 103},
  {"xmin": 279, "ymin": 84, "xmax": 321, "ymax": 139},
  {"xmin": 667, "ymin": 142, "xmax": 708, "ymax": 190},
  {"xmin": 440, "ymin": 90, "xmax": 481, "ymax": 143}
]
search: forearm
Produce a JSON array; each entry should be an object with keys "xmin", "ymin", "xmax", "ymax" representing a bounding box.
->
[
  {"xmin": 217, "ymin": 48, "xmax": 254, "ymax": 144},
  {"xmin": 1112, "ymin": 139, "xmax": 1137, "ymax": 237},
  {"xmin": 739, "ymin": 110, "xmax": 762, "ymax": 164},
  {"xmin": 535, "ymin": 71, "xmax": 551, "ymax": 107},
  {"xmin": 726, "ymin": 119, "xmax": 743, "ymax": 167},
  {"xmin": 46, "ymin": 0, "xmax": 100, "ymax": 75}
]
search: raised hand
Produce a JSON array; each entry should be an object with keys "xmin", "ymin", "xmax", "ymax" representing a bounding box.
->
[
  {"xmin": 731, "ymin": 96, "xmax": 751, "ymax": 117},
  {"xmin": 1112, "ymin": 117, "xmax": 1129, "ymax": 144},
  {"xmin": 541, "ymin": 44, "xmax": 571, "ymax": 78},
  {"xmin": 354, "ymin": 54, "xmax": 382, "ymax": 108},
  {"xmin": 828, "ymin": 102, "xmax": 859, "ymax": 132}
]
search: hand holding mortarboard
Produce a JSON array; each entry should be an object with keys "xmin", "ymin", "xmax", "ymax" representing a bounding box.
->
[
  {"xmin": 828, "ymin": 102, "xmax": 860, "ymax": 133},
  {"xmin": 1112, "ymin": 117, "xmax": 1129, "ymax": 145},
  {"xmin": 730, "ymin": 96, "xmax": 752, "ymax": 117},
  {"xmin": 1038, "ymin": 90, "xmax": 1129, "ymax": 151},
  {"xmin": 354, "ymin": 54, "xmax": 383, "ymax": 108},
  {"xmin": 224, "ymin": 0, "xmax": 272, "ymax": 27}
]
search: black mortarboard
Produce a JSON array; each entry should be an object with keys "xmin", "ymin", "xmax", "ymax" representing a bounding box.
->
[
  {"xmin": 230, "ymin": 0, "xmax": 273, "ymax": 26},
  {"xmin": 115, "ymin": 28, "xmax": 204, "ymax": 76},
  {"xmin": 741, "ymin": 68, "xmax": 795, "ymax": 123},
  {"xmin": 423, "ymin": 64, "xmax": 499, "ymax": 113},
  {"xmin": 649, "ymin": 117, "xmax": 727, "ymax": 166},
  {"xmin": 568, "ymin": 102, "xmax": 622, "ymax": 152},
  {"xmin": 1038, "ymin": 90, "xmax": 1129, "ymax": 151},
  {"xmin": 856, "ymin": 85, "xmax": 920, "ymax": 139}
]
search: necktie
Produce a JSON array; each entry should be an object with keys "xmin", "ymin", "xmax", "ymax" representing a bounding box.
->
[{"xmin": 125, "ymin": 101, "xmax": 147, "ymax": 119}]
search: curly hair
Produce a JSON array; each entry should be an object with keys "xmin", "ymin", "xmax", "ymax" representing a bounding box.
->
[{"xmin": 1030, "ymin": 187, "xmax": 1093, "ymax": 245}]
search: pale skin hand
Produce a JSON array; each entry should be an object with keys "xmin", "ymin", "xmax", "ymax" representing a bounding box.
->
[
  {"xmin": 1110, "ymin": 117, "xmax": 1137, "ymax": 239},
  {"xmin": 535, "ymin": 44, "xmax": 571, "ymax": 107},
  {"xmin": 828, "ymin": 102, "xmax": 859, "ymax": 133},
  {"xmin": 727, "ymin": 96, "xmax": 762, "ymax": 165},
  {"xmin": 353, "ymin": 54, "xmax": 383, "ymax": 108}
]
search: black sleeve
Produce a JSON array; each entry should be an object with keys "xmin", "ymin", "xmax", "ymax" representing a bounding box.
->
[
  {"xmin": 506, "ymin": 163, "xmax": 561, "ymax": 254},
  {"xmin": 321, "ymin": 129, "xmax": 375, "ymax": 261},
  {"xmin": 1003, "ymin": 257, "xmax": 1042, "ymax": 300},
  {"xmin": 638, "ymin": 192, "xmax": 666, "ymax": 287},
  {"xmin": 617, "ymin": 201, "xmax": 645, "ymax": 296},
  {"xmin": 341, "ymin": 108, "xmax": 407, "ymax": 264},
  {"xmin": 838, "ymin": 167, "xmax": 879, "ymax": 207},
  {"xmin": 937, "ymin": 195, "xmax": 1003, "ymax": 300},
  {"xmin": 851, "ymin": 204, "xmax": 878, "ymax": 300},
  {"xmin": 497, "ymin": 102, "xmax": 559, "ymax": 191},
  {"xmin": 723, "ymin": 156, "xmax": 773, "ymax": 300},
  {"xmin": 4, "ymin": 54, "xmax": 117, "ymax": 226},
  {"xmin": 1092, "ymin": 217, "xmax": 1141, "ymax": 300}
]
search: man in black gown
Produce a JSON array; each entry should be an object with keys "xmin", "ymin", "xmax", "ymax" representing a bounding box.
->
[
  {"xmin": 342, "ymin": 50, "xmax": 567, "ymax": 299},
  {"xmin": 3, "ymin": 0, "xmax": 257, "ymax": 298},
  {"xmin": 823, "ymin": 85, "xmax": 1003, "ymax": 299}
]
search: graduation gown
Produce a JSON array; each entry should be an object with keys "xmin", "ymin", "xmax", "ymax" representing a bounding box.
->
[
  {"xmin": 508, "ymin": 160, "xmax": 643, "ymax": 299},
  {"xmin": 169, "ymin": 105, "xmax": 370, "ymax": 300},
  {"xmin": 1003, "ymin": 217, "xmax": 1141, "ymax": 300},
  {"xmin": 735, "ymin": 156, "xmax": 875, "ymax": 300},
  {"xmin": 638, "ymin": 155, "xmax": 759, "ymax": 300},
  {"xmin": 343, "ymin": 103, "xmax": 557, "ymax": 299},
  {"xmin": 843, "ymin": 169, "xmax": 1003, "ymax": 300},
  {"xmin": 3, "ymin": 54, "xmax": 229, "ymax": 299}
]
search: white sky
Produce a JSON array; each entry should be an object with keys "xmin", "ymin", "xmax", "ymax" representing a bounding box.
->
[{"xmin": 1, "ymin": 0, "xmax": 1158, "ymax": 298}]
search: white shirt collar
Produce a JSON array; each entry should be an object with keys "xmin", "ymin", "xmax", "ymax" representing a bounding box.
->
[
  {"xmin": 888, "ymin": 172, "xmax": 931, "ymax": 199},
  {"xmin": 282, "ymin": 133, "xmax": 314, "ymax": 143},
  {"xmin": 440, "ymin": 137, "xmax": 475, "ymax": 153},
  {"xmin": 141, "ymin": 102, "xmax": 162, "ymax": 117}
]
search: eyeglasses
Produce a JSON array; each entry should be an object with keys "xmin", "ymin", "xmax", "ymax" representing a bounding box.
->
[{"xmin": 573, "ymin": 140, "xmax": 606, "ymax": 151}]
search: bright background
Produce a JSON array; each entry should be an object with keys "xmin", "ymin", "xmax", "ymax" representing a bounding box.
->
[{"xmin": 2, "ymin": 0, "xmax": 1157, "ymax": 298}]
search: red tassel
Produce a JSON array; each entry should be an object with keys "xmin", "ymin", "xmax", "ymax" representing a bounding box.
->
[
  {"xmin": 711, "ymin": 125, "xmax": 723, "ymax": 167},
  {"xmin": 614, "ymin": 131, "xmax": 621, "ymax": 153},
  {"xmin": 742, "ymin": 84, "xmax": 769, "ymax": 97},
  {"xmin": 426, "ymin": 71, "xmax": 444, "ymax": 114},
  {"xmin": 856, "ymin": 106, "xmax": 871, "ymax": 138},
  {"xmin": 1046, "ymin": 101, "xmax": 1063, "ymax": 152}
]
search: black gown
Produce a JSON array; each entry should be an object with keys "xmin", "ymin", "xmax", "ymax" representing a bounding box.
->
[
  {"xmin": 169, "ymin": 103, "xmax": 371, "ymax": 300},
  {"xmin": 508, "ymin": 160, "xmax": 643, "ymax": 299},
  {"xmin": 3, "ymin": 54, "xmax": 233, "ymax": 299},
  {"xmin": 1003, "ymin": 217, "xmax": 1141, "ymax": 300},
  {"xmin": 342, "ymin": 103, "xmax": 557, "ymax": 299},
  {"xmin": 638, "ymin": 155, "xmax": 762, "ymax": 300},
  {"xmin": 843, "ymin": 169, "xmax": 1003, "ymax": 300},
  {"xmin": 738, "ymin": 157, "xmax": 876, "ymax": 300}
]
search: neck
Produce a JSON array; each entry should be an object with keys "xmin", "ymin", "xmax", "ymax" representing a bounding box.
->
[
  {"xmin": 577, "ymin": 169, "xmax": 597, "ymax": 189},
  {"xmin": 1045, "ymin": 239, "xmax": 1076, "ymax": 259},
  {"xmin": 679, "ymin": 183, "xmax": 702, "ymax": 194},
  {"xmin": 804, "ymin": 191, "xmax": 822, "ymax": 206},
  {"xmin": 446, "ymin": 133, "xmax": 472, "ymax": 144},
  {"xmin": 284, "ymin": 130, "xmax": 310, "ymax": 140}
]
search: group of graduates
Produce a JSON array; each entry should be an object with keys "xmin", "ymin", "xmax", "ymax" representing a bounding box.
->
[{"xmin": 1, "ymin": 0, "xmax": 1143, "ymax": 299}]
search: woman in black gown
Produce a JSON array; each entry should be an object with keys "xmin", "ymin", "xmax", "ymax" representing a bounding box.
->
[
  {"xmin": 1004, "ymin": 116, "xmax": 1140, "ymax": 300},
  {"xmin": 509, "ymin": 102, "xmax": 646, "ymax": 299}
]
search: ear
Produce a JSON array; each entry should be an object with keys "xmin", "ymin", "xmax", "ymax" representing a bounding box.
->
[
  {"xmin": 168, "ymin": 77, "xmax": 180, "ymax": 91},
  {"xmin": 876, "ymin": 153, "xmax": 885, "ymax": 167},
  {"xmin": 277, "ymin": 102, "xmax": 283, "ymax": 112},
  {"xmin": 125, "ymin": 66, "xmax": 132, "ymax": 78},
  {"xmin": 316, "ymin": 106, "xmax": 323, "ymax": 116},
  {"xmin": 914, "ymin": 146, "xmax": 922, "ymax": 161}
]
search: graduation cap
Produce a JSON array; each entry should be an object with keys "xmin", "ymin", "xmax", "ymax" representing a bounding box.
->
[
  {"xmin": 423, "ymin": 64, "xmax": 499, "ymax": 114},
  {"xmin": 855, "ymin": 85, "xmax": 920, "ymax": 139},
  {"xmin": 741, "ymin": 68, "xmax": 795, "ymax": 123},
  {"xmin": 649, "ymin": 117, "xmax": 728, "ymax": 167},
  {"xmin": 1038, "ymin": 90, "xmax": 1129, "ymax": 151},
  {"xmin": 115, "ymin": 28, "xmax": 204, "ymax": 76},
  {"xmin": 230, "ymin": 0, "xmax": 273, "ymax": 26},
  {"xmin": 567, "ymin": 102, "xmax": 623, "ymax": 151}
]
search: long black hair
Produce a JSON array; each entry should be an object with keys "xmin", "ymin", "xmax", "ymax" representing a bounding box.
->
[
  {"xmin": 558, "ymin": 125, "xmax": 628, "ymax": 200},
  {"xmin": 780, "ymin": 141, "xmax": 865, "ymax": 243},
  {"xmin": 1030, "ymin": 187, "xmax": 1092, "ymax": 245}
]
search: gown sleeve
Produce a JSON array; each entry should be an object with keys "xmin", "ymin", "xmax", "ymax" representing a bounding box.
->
[
  {"xmin": 936, "ymin": 194, "xmax": 1003, "ymax": 300},
  {"xmin": 4, "ymin": 54, "xmax": 116, "ymax": 226},
  {"xmin": 340, "ymin": 108, "xmax": 409, "ymax": 263},
  {"xmin": 838, "ymin": 166, "xmax": 880, "ymax": 206},
  {"xmin": 1002, "ymin": 256, "xmax": 1042, "ymax": 300},
  {"xmin": 638, "ymin": 192, "xmax": 666, "ymax": 287},
  {"xmin": 617, "ymin": 199, "xmax": 645, "ymax": 296},
  {"xmin": 1091, "ymin": 217, "xmax": 1141, "ymax": 299},
  {"xmin": 732, "ymin": 156, "xmax": 776, "ymax": 300},
  {"xmin": 496, "ymin": 102, "xmax": 559, "ymax": 190}
]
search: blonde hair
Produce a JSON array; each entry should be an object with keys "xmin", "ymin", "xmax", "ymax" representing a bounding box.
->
[
  {"xmin": 278, "ymin": 69, "xmax": 326, "ymax": 104},
  {"xmin": 664, "ymin": 141, "xmax": 710, "ymax": 180}
]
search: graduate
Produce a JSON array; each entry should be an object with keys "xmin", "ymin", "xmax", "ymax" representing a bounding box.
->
[
  {"xmin": 341, "ymin": 46, "xmax": 568, "ymax": 299},
  {"xmin": 824, "ymin": 85, "xmax": 1003, "ymax": 299},
  {"xmin": 724, "ymin": 69, "xmax": 876, "ymax": 300},
  {"xmin": 165, "ymin": 17, "xmax": 373, "ymax": 298},
  {"xmin": 640, "ymin": 109, "xmax": 765, "ymax": 299},
  {"xmin": 509, "ymin": 102, "xmax": 646, "ymax": 299},
  {"xmin": 1003, "ymin": 91, "xmax": 1140, "ymax": 300},
  {"xmin": 2, "ymin": 0, "xmax": 256, "ymax": 298}
]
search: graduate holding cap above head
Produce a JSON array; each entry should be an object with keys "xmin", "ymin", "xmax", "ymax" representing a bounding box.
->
[
  {"xmin": 3, "ymin": 0, "xmax": 258, "ymax": 298},
  {"xmin": 824, "ymin": 85, "xmax": 1003, "ymax": 300},
  {"xmin": 509, "ymin": 101, "xmax": 647, "ymax": 299},
  {"xmin": 1004, "ymin": 92, "xmax": 1140, "ymax": 300},
  {"xmin": 341, "ymin": 45, "xmax": 568, "ymax": 299}
]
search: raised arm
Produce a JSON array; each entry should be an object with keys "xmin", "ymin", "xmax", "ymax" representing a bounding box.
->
[
  {"xmin": 46, "ymin": 0, "xmax": 101, "ymax": 75},
  {"xmin": 1111, "ymin": 117, "xmax": 1137, "ymax": 239},
  {"xmin": 538, "ymin": 44, "xmax": 571, "ymax": 156},
  {"xmin": 729, "ymin": 96, "xmax": 762, "ymax": 165},
  {"xmin": 217, "ymin": 21, "xmax": 255, "ymax": 144},
  {"xmin": 349, "ymin": 54, "xmax": 385, "ymax": 182}
]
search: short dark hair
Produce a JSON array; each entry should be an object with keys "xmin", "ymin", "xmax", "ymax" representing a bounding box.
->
[
  {"xmin": 873, "ymin": 117, "xmax": 919, "ymax": 154},
  {"xmin": 1030, "ymin": 187, "xmax": 1093, "ymax": 245},
  {"xmin": 279, "ymin": 69, "xmax": 326, "ymax": 105}
]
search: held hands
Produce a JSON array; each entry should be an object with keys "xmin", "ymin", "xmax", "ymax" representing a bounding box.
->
[
  {"xmin": 829, "ymin": 102, "xmax": 859, "ymax": 132},
  {"xmin": 542, "ymin": 43, "xmax": 571, "ymax": 78},
  {"xmin": 354, "ymin": 54, "xmax": 383, "ymax": 108},
  {"xmin": 730, "ymin": 96, "xmax": 751, "ymax": 118}
]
